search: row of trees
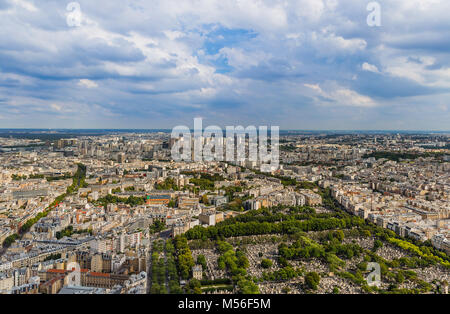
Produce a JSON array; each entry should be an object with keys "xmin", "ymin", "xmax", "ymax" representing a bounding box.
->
[
  {"xmin": 218, "ymin": 208, "xmax": 338, "ymax": 226},
  {"xmin": 165, "ymin": 240, "xmax": 183, "ymax": 294},
  {"xmin": 387, "ymin": 237, "xmax": 450, "ymax": 268},
  {"xmin": 2, "ymin": 234, "xmax": 19, "ymax": 247},
  {"xmin": 185, "ymin": 216, "xmax": 365, "ymax": 240},
  {"xmin": 363, "ymin": 151, "xmax": 444, "ymax": 162},
  {"xmin": 11, "ymin": 172, "xmax": 71, "ymax": 182},
  {"xmin": 66, "ymin": 163, "xmax": 88, "ymax": 194},
  {"xmin": 173, "ymin": 236, "xmax": 195, "ymax": 280},
  {"xmin": 11, "ymin": 174, "xmax": 28, "ymax": 181},
  {"xmin": 20, "ymin": 211, "xmax": 49, "ymax": 234},
  {"xmin": 150, "ymin": 240, "xmax": 184, "ymax": 294},
  {"xmin": 150, "ymin": 249, "xmax": 167, "ymax": 294},
  {"xmin": 46, "ymin": 172, "xmax": 72, "ymax": 182}
]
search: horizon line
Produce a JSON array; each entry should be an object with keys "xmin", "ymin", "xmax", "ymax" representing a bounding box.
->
[{"xmin": 0, "ymin": 128, "xmax": 449, "ymax": 133}]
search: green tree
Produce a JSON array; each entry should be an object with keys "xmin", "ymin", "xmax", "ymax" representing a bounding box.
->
[
  {"xmin": 150, "ymin": 220, "xmax": 166, "ymax": 234},
  {"xmin": 396, "ymin": 272, "xmax": 405, "ymax": 284},
  {"xmin": 201, "ymin": 194, "xmax": 210, "ymax": 205},
  {"xmin": 373, "ymin": 239, "xmax": 383, "ymax": 251},
  {"xmin": 305, "ymin": 272, "xmax": 320, "ymax": 290},
  {"xmin": 261, "ymin": 259, "xmax": 273, "ymax": 269},
  {"xmin": 197, "ymin": 255, "xmax": 207, "ymax": 270},
  {"xmin": 237, "ymin": 278, "xmax": 259, "ymax": 294}
]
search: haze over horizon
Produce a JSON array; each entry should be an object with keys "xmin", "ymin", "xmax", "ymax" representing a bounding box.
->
[
  {"xmin": 0, "ymin": 0, "xmax": 449, "ymax": 130},
  {"xmin": 0, "ymin": 128, "xmax": 449, "ymax": 133}
]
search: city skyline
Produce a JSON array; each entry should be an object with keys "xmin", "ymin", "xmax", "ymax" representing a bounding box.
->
[
  {"xmin": 0, "ymin": 0, "xmax": 449, "ymax": 130},
  {"xmin": 0, "ymin": 128, "xmax": 450, "ymax": 133}
]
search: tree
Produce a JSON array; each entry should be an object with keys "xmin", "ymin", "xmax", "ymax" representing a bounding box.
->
[
  {"xmin": 237, "ymin": 254, "xmax": 249, "ymax": 269},
  {"xmin": 201, "ymin": 194, "xmax": 210, "ymax": 205},
  {"xmin": 168, "ymin": 199, "xmax": 176, "ymax": 208},
  {"xmin": 278, "ymin": 256, "xmax": 289, "ymax": 268},
  {"xmin": 334, "ymin": 230, "xmax": 345, "ymax": 242},
  {"xmin": 111, "ymin": 187, "xmax": 121, "ymax": 194},
  {"xmin": 373, "ymin": 239, "xmax": 383, "ymax": 251},
  {"xmin": 396, "ymin": 272, "xmax": 405, "ymax": 284},
  {"xmin": 150, "ymin": 283, "xmax": 160, "ymax": 294},
  {"xmin": 3, "ymin": 234, "xmax": 19, "ymax": 247},
  {"xmin": 197, "ymin": 255, "xmax": 207, "ymax": 270},
  {"xmin": 261, "ymin": 259, "xmax": 273, "ymax": 269},
  {"xmin": 150, "ymin": 220, "xmax": 166, "ymax": 234},
  {"xmin": 305, "ymin": 272, "xmax": 320, "ymax": 290},
  {"xmin": 237, "ymin": 278, "xmax": 259, "ymax": 294},
  {"xmin": 174, "ymin": 236, "xmax": 195, "ymax": 280},
  {"xmin": 186, "ymin": 279, "xmax": 202, "ymax": 294}
]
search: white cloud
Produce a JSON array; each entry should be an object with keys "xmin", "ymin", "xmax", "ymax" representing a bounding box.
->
[
  {"xmin": 78, "ymin": 79, "xmax": 99, "ymax": 89},
  {"xmin": 384, "ymin": 56, "xmax": 450, "ymax": 88},
  {"xmin": 164, "ymin": 30, "xmax": 185, "ymax": 41},
  {"xmin": 304, "ymin": 83, "xmax": 323, "ymax": 92},
  {"xmin": 333, "ymin": 89, "xmax": 376, "ymax": 107},
  {"xmin": 295, "ymin": 0, "xmax": 325, "ymax": 22},
  {"xmin": 362, "ymin": 62, "xmax": 380, "ymax": 73},
  {"xmin": 50, "ymin": 103, "xmax": 62, "ymax": 111},
  {"xmin": 305, "ymin": 83, "xmax": 377, "ymax": 107},
  {"xmin": 325, "ymin": 0, "xmax": 338, "ymax": 11},
  {"xmin": 219, "ymin": 47, "xmax": 269, "ymax": 69},
  {"xmin": 12, "ymin": 0, "xmax": 38, "ymax": 12},
  {"xmin": 311, "ymin": 31, "xmax": 367, "ymax": 57}
]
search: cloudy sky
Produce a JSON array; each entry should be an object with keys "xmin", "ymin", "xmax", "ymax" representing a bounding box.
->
[{"xmin": 0, "ymin": 0, "xmax": 449, "ymax": 130}]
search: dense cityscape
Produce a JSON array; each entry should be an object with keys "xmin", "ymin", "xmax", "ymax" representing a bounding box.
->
[{"xmin": 0, "ymin": 130, "xmax": 448, "ymax": 294}]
